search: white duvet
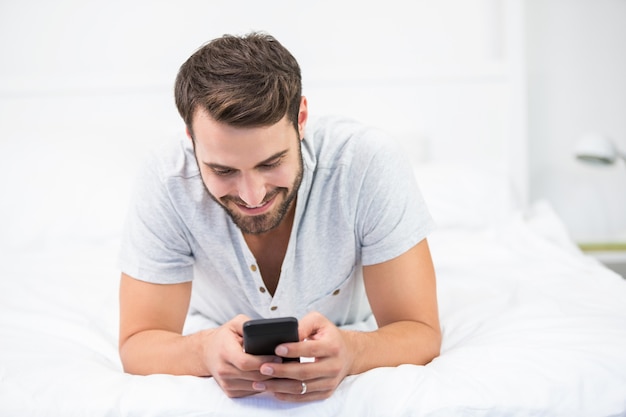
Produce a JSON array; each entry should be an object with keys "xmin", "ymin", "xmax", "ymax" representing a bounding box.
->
[{"xmin": 1, "ymin": 200, "xmax": 625, "ymax": 417}]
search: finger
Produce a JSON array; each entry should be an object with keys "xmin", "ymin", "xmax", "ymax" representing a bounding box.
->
[
  {"xmin": 217, "ymin": 380, "xmax": 265, "ymax": 399},
  {"xmin": 274, "ymin": 390, "xmax": 334, "ymax": 403},
  {"xmin": 259, "ymin": 360, "xmax": 324, "ymax": 383},
  {"xmin": 215, "ymin": 355, "xmax": 279, "ymax": 383},
  {"xmin": 238, "ymin": 354, "xmax": 283, "ymax": 373},
  {"xmin": 255, "ymin": 377, "xmax": 317, "ymax": 396},
  {"xmin": 216, "ymin": 364, "xmax": 281, "ymax": 394},
  {"xmin": 230, "ymin": 314, "xmax": 253, "ymax": 335},
  {"xmin": 272, "ymin": 380, "xmax": 334, "ymax": 403},
  {"xmin": 230, "ymin": 368, "xmax": 276, "ymax": 382},
  {"xmin": 275, "ymin": 339, "xmax": 325, "ymax": 362}
]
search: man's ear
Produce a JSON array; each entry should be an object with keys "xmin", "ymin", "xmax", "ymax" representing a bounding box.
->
[
  {"xmin": 298, "ymin": 96, "xmax": 308, "ymax": 140},
  {"xmin": 185, "ymin": 126, "xmax": 196, "ymax": 152}
]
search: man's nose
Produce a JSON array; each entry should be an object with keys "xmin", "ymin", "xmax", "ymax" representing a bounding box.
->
[{"xmin": 238, "ymin": 173, "xmax": 266, "ymax": 207}]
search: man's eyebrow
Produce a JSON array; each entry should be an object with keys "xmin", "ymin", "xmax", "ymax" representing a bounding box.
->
[
  {"xmin": 255, "ymin": 150, "xmax": 288, "ymax": 167},
  {"xmin": 203, "ymin": 150, "xmax": 289, "ymax": 170}
]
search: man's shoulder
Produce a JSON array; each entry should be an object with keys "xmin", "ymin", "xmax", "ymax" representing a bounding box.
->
[
  {"xmin": 308, "ymin": 115, "xmax": 375, "ymax": 143},
  {"xmin": 306, "ymin": 115, "xmax": 395, "ymax": 166},
  {"xmin": 143, "ymin": 134, "xmax": 199, "ymax": 182}
]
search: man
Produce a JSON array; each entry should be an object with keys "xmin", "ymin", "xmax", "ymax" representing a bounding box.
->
[{"xmin": 118, "ymin": 32, "xmax": 440, "ymax": 402}]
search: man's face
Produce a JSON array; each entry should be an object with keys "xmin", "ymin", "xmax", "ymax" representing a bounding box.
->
[{"xmin": 190, "ymin": 104, "xmax": 307, "ymax": 235}]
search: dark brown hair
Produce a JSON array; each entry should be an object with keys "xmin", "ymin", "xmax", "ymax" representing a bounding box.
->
[{"xmin": 174, "ymin": 32, "xmax": 302, "ymax": 135}]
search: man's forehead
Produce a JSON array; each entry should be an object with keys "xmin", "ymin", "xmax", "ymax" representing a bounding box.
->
[
  {"xmin": 192, "ymin": 119, "xmax": 296, "ymax": 167},
  {"xmin": 191, "ymin": 106, "xmax": 292, "ymax": 133}
]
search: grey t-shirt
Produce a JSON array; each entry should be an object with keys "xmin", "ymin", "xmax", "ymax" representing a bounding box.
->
[{"xmin": 118, "ymin": 116, "xmax": 434, "ymax": 328}]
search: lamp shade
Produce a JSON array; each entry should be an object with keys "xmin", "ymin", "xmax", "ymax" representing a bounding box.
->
[{"xmin": 574, "ymin": 134, "xmax": 618, "ymax": 165}]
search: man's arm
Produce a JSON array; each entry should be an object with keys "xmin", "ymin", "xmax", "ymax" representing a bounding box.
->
[
  {"xmin": 347, "ymin": 237, "xmax": 441, "ymax": 372},
  {"xmin": 118, "ymin": 273, "xmax": 201, "ymax": 375},
  {"xmin": 118, "ymin": 273, "xmax": 275, "ymax": 397}
]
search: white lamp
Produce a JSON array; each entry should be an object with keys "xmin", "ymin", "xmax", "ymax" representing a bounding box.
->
[{"xmin": 574, "ymin": 133, "xmax": 626, "ymax": 165}]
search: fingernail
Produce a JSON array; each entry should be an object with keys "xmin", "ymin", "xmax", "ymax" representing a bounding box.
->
[
  {"xmin": 275, "ymin": 345, "xmax": 288, "ymax": 356},
  {"xmin": 253, "ymin": 382, "xmax": 266, "ymax": 391},
  {"xmin": 260, "ymin": 366, "xmax": 274, "ymax": 376}
]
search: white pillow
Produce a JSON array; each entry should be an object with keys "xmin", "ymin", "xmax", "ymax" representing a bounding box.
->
[
  {"xmin": 413, "ymin": 162, "xmax": 521, "ymax": 230},
  {"xmin": 0, "ymin": 129, "xmax": 173, "ymax": 250},
  {"xmin": 0, "ymin": 132, "xmax": 517, "ymax": 249}
]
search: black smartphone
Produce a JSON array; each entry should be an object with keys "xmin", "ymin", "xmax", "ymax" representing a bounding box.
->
[{"xmin": 243, "ymin": 317, "xmax": 299, "ymax": 361}]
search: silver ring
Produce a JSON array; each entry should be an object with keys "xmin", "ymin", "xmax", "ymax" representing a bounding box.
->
[{"xmin": 300, "ymin": 381, "xmax": 307, "ymax": 395}]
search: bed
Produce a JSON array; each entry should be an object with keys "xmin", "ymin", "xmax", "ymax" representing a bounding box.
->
[{"xmin": 1, "ymin": 121, "xmax": 625, "ymax": 417}]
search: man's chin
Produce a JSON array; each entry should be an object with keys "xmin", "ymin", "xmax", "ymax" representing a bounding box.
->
[
  {"xmin": 232, "ymin": 213, "xmax": 280, "ymax": 235},
  {"xmin": 223, "ymin": 199, "xmax": 282, "ymax": 234}
]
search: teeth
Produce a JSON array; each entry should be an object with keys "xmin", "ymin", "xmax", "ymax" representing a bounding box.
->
[{"xmin": 245, "ymin": 202, "xmax": 265, "ymax": 209}]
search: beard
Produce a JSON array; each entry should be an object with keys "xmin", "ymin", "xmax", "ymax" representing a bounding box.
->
[
  {"xmin": 202, "ymin": 152, "xmax": 304, "ymax": 235},
  {"xmin": 219, "ymin": 167, "xmax": 302, "ymax": 235}
]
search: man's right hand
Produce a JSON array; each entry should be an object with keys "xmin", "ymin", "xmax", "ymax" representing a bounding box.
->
[{"xmin": 201, "ymin": 314, "xmax": 281, "ymax": 398}]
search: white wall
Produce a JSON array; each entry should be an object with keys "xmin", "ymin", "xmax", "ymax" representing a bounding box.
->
[
  {"xmin": 0, "ymin": 1, "xmax": 524, "ymax": 165},
  {"xmin": 2, "ymin": 1, "xmax": 624, "ymax": 246},
  {"xmin": 1, "ymin": 0, "xmax": 529, "ymax": 241},
  {"xmin": 526, "ymin": 0, "xmax": 626, "ymax": 243},
  {"xmin": 0, "ymin": 0, "xmax": 516, "ymax": 137}
]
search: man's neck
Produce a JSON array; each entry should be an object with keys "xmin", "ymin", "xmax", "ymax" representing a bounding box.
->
[{"xmin": 243, "ymin": 202, "xmax": 296, "ymax": 296}]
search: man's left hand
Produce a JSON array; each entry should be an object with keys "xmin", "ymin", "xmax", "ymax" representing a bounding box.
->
[{"xmin": 251, "ymin": 311, "xmax": 356, "ymax": 402}]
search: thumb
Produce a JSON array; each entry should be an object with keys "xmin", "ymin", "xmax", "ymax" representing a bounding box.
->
[
  {"xmin": 231, "ymin": 314, "xmax": 253, "ymax": 335},
  {"xmin": 297, "ymin": 311, "xmax": 327, "ymax": 340}
]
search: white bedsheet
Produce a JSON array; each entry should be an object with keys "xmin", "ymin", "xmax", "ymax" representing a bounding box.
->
[{"xmin": 1, "ymin": 201, "xmax": 625, "ymax": 417}]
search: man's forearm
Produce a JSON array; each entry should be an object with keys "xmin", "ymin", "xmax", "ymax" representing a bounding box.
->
[
  {"xmin": 119, "ymin": 329, "xmax": 212, "ymax": 376},
  {"xmin": 343, "ymin": 320, "xmax": 441, "ymax": 375}
]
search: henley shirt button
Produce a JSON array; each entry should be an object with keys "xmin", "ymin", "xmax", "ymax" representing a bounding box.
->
[
  {"xmin": 250, "ymin": 264, "xmax": 258, "ymax": 272},
  {"xmin": 332, "ymin": 289, "xmax": 341, "ymax": 296},
  {"xmin": 270, "ymin": 306, "xmax": 278, "ymax": 311},
  {"xmin": 259, "ymin": 287, "xmax": 266, "ymax": 293}
]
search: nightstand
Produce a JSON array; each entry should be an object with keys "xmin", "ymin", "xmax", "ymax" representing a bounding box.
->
[{"xmin": 579, "ymin": 243, "xmax": 626, "ymax": 278}]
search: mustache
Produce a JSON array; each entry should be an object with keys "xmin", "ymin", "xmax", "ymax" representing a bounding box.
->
[{"xmin": 221, "ymin": 188, "xmax": 283, "ymax": 206}]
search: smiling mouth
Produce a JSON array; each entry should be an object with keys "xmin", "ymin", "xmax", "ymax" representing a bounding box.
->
[
  {"xmin": 231, "ymin": 193, "xmax": 278, "ymax": 214},
  {"xmin": 243, "ymin": 202, "xmax": 268, "ymax": 209}
]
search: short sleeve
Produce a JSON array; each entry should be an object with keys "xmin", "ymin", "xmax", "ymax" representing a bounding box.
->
[
  {"xmin": 118, "ymin": 152, "xmax": 195, "ymax": 284},
  {"xmin": 355, "ymin": 132, "xmax": 435, "ymax": 266}
]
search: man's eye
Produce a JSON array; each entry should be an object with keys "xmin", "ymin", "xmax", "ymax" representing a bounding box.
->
[
  {"xmin": 212, "ymin": 168, "xmax": 235, "ymax": 176},
  {"xmin": 260, "ymin": 160, "xmax": 281, "ymax": 170}
]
